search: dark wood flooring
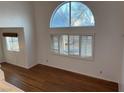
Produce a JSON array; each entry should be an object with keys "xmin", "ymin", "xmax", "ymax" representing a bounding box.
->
[{"xmin": 0, "ymin": 62, "xmax": 118, "ymax": 92}]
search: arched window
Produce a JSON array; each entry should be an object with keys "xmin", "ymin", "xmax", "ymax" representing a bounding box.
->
[{"xmin": 50, "ymin": 2, "xmax": 95, "ymax": 28}]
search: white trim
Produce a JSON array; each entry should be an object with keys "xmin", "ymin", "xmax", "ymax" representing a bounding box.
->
[
  {"xmin": 26, "ymin": 62, "xmax": 38, "ymax": 69},
  {"xmin": 0, "ymin": 58, "xmax": 6, "ymax": 63},
  {"xmin": 51, "ymin": 52, "xmax": 93, "ymax": 61}
]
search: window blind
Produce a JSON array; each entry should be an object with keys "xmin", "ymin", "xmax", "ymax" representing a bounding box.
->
[{"xmin": 2, "ymin": 33, "xmax": 18, "ymax": 37}]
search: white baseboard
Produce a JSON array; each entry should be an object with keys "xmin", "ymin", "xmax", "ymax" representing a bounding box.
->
[
  {"xmin": 119, "ymin": 83, "xmax": 124, "ymax": 92},
  {"xmin": 26, "ymin": 63, "xmax": 38, "ymax": 69}
]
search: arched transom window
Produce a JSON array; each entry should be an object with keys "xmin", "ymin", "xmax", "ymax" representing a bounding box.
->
[{"xmin": 50, "ymin": 1, "xmax": 95, "ymax": 28}]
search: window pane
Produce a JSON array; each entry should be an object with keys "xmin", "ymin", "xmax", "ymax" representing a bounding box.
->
[
  {"xmin": 6, "ymin": 37, "xmax": 20, "ymax": 52},
  {"xmin": 71, "ymin": 2, "xmax": 95, "ymax": 27},
  {"xmin": 50, "ymin": 2, "xmax": 95, "ymax": 28},
  {"xmin": 81, "ymin": 35, "xmax": 92, "ymax": 57},
  {"xmin": 69, "ymin": 35, "xmax": 79, "ymax": 56},
  {"xmin": 60, "ymin": 35, "xmax": 68, "ymax": 55},
  {"xmin": 51, "ymin": 35, "xmax": 59, "ymax": 53},
  {"xmin": 50, "ymin": 2, "xmax": 70, "ymax": 28},
  {"xmin": 6, "ymin": 37, "xmax": 12, "ymax": 51},
  {"xmin": 12, "ymin": 37, "xmax": 19, "ymax": 51}
]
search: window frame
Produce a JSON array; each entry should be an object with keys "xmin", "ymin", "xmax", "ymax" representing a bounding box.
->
[
  {"xmin": 50, "ymin": 1, "xmax": 95, "ymax": 28},
  {"xmin": 50, "ymin": 33, "xmax": 95, "ymax": 61}
]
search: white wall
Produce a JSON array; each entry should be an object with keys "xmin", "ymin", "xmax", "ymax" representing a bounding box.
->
[
  {"xmin": 34, "ymin": 1, "xmax": 124, "ymax": 83},
  {"xmin": 120, "ymin": 45, "xmax": 124, "ymax": 91},
  {"xmin": 0, "ymin": 2, "xmax": 36, "ymax": 68},
  {"xmin": 120, "ymin": 32, "xmax": 124, "ymax": 91},
  {"xmin": 0, "ymin": 31, "xmax": 4, "ymax": 62},
  {"xmin": 113, "ymin": 3, "xmax": 124, "ymax": 91}
]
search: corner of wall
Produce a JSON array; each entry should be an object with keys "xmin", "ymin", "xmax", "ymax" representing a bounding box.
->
[
  {"xmin": 119, "ymin": 83, "xmax": 124, "ymax": 92},
  {"xmin": 26, "ymin": 62, "xmax": 38, "ymax": 69}
]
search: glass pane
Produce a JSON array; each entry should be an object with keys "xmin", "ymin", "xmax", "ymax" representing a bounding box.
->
[
  {"xmin": 60, "ymin": 35, "xmax": 68, "ymax": 55},
  {"xmin": 81, "ymin": 35, "xmax": 92, "ymax": 57},
  {"xmin": 69, "ymin": 35, "xmax": 79, "ymax": 56},
  {"xmin": 12, "ymin": 37, "xmax": 20, "ymax": 51},
  {"xmin": 52, "ymin": 35, "xmax": 59, "ymax": 53},
  {"xmin": 50, "ymin": 2, "xmax": 70, "ymax": 28},
  {"xmin": 6, "ymin": 37, "xmax": 12, "ymax": 51},
  {"xmin": 6, "ymin": 37, "xmax": 20, "ymax": 52},
  {"xmin": 71, "ymin": 2, "xmax": 95, "ymax": 27}
]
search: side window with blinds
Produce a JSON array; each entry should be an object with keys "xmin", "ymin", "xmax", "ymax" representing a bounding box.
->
[
  {"xmin": 51, "ymin": 34, "xmax": 94, "ymax": 60},
  {"xmin": 3, "ymin": 33, "xmax": 20, "ymax": 52}
]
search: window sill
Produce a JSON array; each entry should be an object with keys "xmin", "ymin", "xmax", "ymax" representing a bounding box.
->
[
  {"xmin": 51, "ymin": 51, "xmax": 94, "ymax": 61},
  {"xmin": 7, "ymin": 51, "xmax": 20, "ymax": 53}
]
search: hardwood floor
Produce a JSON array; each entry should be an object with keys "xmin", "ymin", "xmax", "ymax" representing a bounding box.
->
[{"xmin": 1, "ymin": 62, "xmax": 118, "ymax": 92}]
